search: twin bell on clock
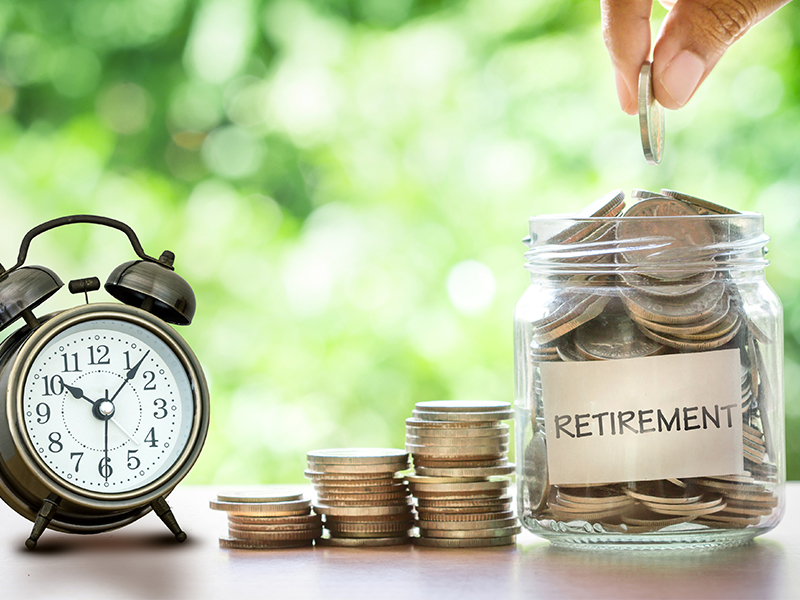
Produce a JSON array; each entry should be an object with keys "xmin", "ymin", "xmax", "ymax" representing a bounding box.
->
[{"xmin": 0, "ymin": 215, "xmax": 210, "ymax": 549}]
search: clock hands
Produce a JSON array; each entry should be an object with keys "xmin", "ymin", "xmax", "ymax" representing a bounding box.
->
[
  {"xmin": 63, "ymin": 383, "xmax": 96, "ymax": 407},
  {"xmin": 109, "ymin": 349, "xmax": 150, "ymax": 402},
  {"xmin": 63, "ymin": 384, "xmax": 139, "ymax": 447},
  {"xmin": 101, "ymin": 389, "xmax": 139, "ymax": 446},
  {"xmin": 62, "ymin": 349, "xmax": 151, "ymax": 452},
  {"xmin": 102, "ymin": 416, "xmax": 109, "ymax": 482}
]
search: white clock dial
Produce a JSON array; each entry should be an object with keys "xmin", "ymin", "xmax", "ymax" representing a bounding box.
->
[{"xmin": 21, "ymin": 318, "xmax": 195, "ymax": 494}]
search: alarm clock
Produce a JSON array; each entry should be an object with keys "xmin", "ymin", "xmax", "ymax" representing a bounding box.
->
[{"xmin": 0, "ymin": 215, "xmax": 210, "ymax": 549}]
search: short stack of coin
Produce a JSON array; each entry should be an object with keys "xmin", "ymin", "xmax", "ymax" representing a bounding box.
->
[
  {"xmin": 406, "ymin": 400, "xmax": 520, "ymax": 547},
  {"xmin": 210, "ymin": 489, "xmax": 322, "ymax": 549},
  {"xmin": 306, "ymin": 448, "xmax": 414, "ymax": 547}
]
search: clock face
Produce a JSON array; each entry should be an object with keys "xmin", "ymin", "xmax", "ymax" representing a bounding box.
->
[{"xmin": 20, "ymin": 317, "xmax": 196, "ymax": 495}]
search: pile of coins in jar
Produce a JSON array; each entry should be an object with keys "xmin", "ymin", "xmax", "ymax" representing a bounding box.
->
[{"xmin": 522, "ymin": 188, "xmax": 779, "ymax": 534}]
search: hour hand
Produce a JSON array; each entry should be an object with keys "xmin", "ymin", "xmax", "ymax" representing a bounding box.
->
[{"xmin": 63, "ymin": 383, "xmax": 96, "ymax": 406}]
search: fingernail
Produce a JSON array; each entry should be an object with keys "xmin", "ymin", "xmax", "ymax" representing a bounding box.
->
[
  {"xmin": 660, "ymin": 50, "xmax": 705, "ymax": 107},
  {"xmin": 614, "ymin": 69, "xmax": 634, "ymax": 114}
]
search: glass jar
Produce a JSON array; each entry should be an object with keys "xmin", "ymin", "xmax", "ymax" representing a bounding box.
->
[{"xmin": 513, "ymin": 200, "xmax": 784, "ymax": 549}]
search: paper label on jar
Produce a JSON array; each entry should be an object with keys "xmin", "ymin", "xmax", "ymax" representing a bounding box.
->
[{"xmin": 540, "ymin": 348, "xmax": 743, "ymax": 485}]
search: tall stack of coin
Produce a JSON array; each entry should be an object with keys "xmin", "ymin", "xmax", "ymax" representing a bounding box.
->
[
  {"xmin": 306, "ymin": 448, "xmax": 414, "ymax": 547},
  {"xmin": 406, "ymin": 400, "xmax": 520, "ymax": 547},
  {"xmin": 210, "ymin": 489, "xmax": 322, "ymax": 549},
  {"xmin": 521, "ymin": 189, "xmax": 779, "ymax": 534}
]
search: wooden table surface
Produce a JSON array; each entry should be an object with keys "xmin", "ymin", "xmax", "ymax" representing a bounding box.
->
[{"xmin": 3, "ymin": 484, "xmax": 798, "ymax": 600}]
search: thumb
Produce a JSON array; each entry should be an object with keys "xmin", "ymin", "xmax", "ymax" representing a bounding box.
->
[{"xmin": 652, "ymin": 0, "xmax": 790, "ymax": 109}]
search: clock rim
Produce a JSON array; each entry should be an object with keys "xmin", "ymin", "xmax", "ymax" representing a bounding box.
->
[{"xmin": 5, "ymin": 303, "xmax": 210, "ymax": 511}]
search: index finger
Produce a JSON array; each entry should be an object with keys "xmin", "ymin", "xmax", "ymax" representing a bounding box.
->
[{"xmin": 601, "ymin": 0, "xmax": 655, "ymax": 114}]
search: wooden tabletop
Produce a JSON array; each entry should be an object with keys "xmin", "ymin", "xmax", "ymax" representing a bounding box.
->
[{"xmin": 4, "ymin": 484, "xmax": 799, "ymax": 600}]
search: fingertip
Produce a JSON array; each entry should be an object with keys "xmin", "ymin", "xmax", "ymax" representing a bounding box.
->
[
  {"xmin": 655, "ymin": 49, "xmax": 706, "ymax": 109},
  {"xmin": 615, "ymin": 69, "xmax": 638, "ymax": 115}
]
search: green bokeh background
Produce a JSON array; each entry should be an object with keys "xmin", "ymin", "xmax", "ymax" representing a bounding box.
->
[{"xmin": 1, "ymin": 0, "xmax": 800, "ymax": 483}]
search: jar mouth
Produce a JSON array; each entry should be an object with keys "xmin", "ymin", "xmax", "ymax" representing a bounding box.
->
[{"xmin": 524, "ymin": 213, "xmax": 769, "ymax": 278}]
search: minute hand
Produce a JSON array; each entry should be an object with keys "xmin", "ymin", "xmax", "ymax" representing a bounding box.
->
[{"xmin": 109, "ymin": 350, "xmax": 151, "ymax": 402}]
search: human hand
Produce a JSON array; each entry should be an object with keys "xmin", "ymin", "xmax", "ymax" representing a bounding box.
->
[{"xmin": 602, "ymin": 0, "xmax": 792, "ymax": 114}]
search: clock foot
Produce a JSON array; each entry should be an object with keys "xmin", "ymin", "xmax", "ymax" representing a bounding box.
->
[
  {"xmin": 151, "ymin": 496, "xmax": 187, "ymax": 543},
  {"xmin": 26, "ymin": 494, "xmax": 61, "ymax": 550}
]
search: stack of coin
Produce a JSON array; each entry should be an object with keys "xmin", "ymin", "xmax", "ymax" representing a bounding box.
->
[
  {"xmin": 210, "ymin": 489, "xmax": 322, "ymax": 549},
  {"xmin": 306, "ymin": 448, "xmax": 414, "ymax": 547},
  {"xmin": 521, "ymin": 190, "xmax": 779, "ymax": 535},
  {"xmin": 406, "ymin": 400, "xmax": 520, "ymax": 547}
]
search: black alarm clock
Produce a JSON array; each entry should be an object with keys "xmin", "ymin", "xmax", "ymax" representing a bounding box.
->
[{"xmin": 0, "ymin": 215, "xmax": 210, "ymax": 548}]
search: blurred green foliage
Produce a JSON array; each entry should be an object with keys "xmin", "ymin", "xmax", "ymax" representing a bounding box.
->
[{"xmin": 1, "ymin": 0, "xmax": 800, "ymax": 483}]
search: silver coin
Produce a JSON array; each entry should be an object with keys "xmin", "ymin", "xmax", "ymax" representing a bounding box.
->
[
  {"xmin": 573, "ymin": 307, "xmax": 665, "ymax": 360},
  {"xmin": 639, "ymin": 61, "xmax": 664, "ymax": 164}
]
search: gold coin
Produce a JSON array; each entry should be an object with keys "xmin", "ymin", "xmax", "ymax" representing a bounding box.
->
[
  {"xmin": 317, "ymin": 536, "xmax": 412, "ymax": 547},
  {"xmin": 324, "ymin": 512, "xmax": 416, "ymax": 523},
  {"xmin": 405, "ymin": 475, "xmax": 487, "ymax": 484},
  {"xmin": 216, "ymin": 488, "xmax": 305, "ymax": 503},
  {"xmin": 219, "ymin": 537, "xmax": 314, "ymax": 550},
  {"xmin": 227, "ymin": 513, "xmax": 322, "ymax": 526},
  {"xmin": 406, "ymin": 444, "xmax": 507, "ymax": 458},
  {"xmin": 621, "ymin": 508, "xmax": 694, "ymax": 528},
  {"xmin": 314, "ymin": 482, "xmax": 407, "ymax": 493},
  {"xmin": 416, "ymin": 510, "xmax": 514, "ymax": 522},
  {"xmin": 643, "ymin": 499, "xmax": 726, "ymax": 517},
  {"xmin": 415, "ymin": 503, "xmax": 513, "ymax": 517},
  {"xmin": 326, "ymin": 520, "xmax": 416, "ymax": 533},
  {"xmin": 228, "ymin": 527, "xmax": 322, "ymax": 541},
  {"xmin": 405, "ymin": 424, "xmax": 508, "ymax": 438},
  {"xmin": 411, "ymin": 458, "xmax": 508, "ymax": 468},
  {"xmin": 531, "ymin": 295, "xmax": 610, "ymax": 345},
  {"xmin": 305, "ymin": 469, "xmax": 403, "ymax": 481},
  {"xmin": 209, "ymin": 498, "xmax": 312, "ymax": 515},
  {"xmin": 413, "ymin": 535, "xmax": 516, "ymax": 548},
  {"xmin": 313, "ymin": 503, "xmax": 414, "ymax": 517},
  {"xmin": 619, "ymin": 282, "xmax": 727, "ymax": 325},
  {"xmin": 227, "ymin": 519, "xmax": 323, "ymax": 533},
  {"xmin": 412, "ymin": 490, "xmax": 508, "ymax": 501},
  {"xmin": 629, "ymin": 308, "xmax": 729, "ymax": 336},
  {"xmin": 544, "ymin": 189, "xmax": 625, "ymax": 245},
  {"xmin": 418, "ymin": 525, "xmax": 521, "ymax": 539},
  {"xmin": 307, "ymin": 448, "xmax": 409, "ymax": 465},
  {"xmin": 327, "ymin": 530, "xmax": 415, "ymax": 539},
  {"xmin": 405, "ymin": 418, "xmax": 495, "ymax": 430},
  {"xmin": 622, "ymin": 481, "xmax": 704, "ymax": 505},
  {"xmin": 415, "ymin": 400, "xmax": 511, "ymax": 413},
  {"xmin": 314, "ymin": 497, "xmax": 412, "ymax": 507},
  {"xmin": 417, "ymin": 517, "xmax": 518, "ymax": 531},
  {"xmin": 555, "ymin": 486, "xmax": 630, "ymax": 505},
  {"xmin": 406, "ymin": 433, "xmax": 510, "ymax": 446},
  {"xmin": 411, "ymin": 409, "xmax": 514, "ymax": 423},
  {"xmin": 306, "ymin": 462, "xmax": 409, "ymax": 474},
  {"xmin": 637, "ymin": 317, "xmax": 740, "ymax": 351},
  {"xmin": 414, "ymin": 464, "xmax": 515, "ymax": 478},
  {"xmin": 415, "ymin": 496, "xmax": 512, "ymax": 509},
  {"xmin": 660, "ymin": 189, "xmax": 740, "ymax": 216},
  {"xmin": 409, "ymin": 480, "xmax": 510, "ymax": 493},
  {"xmin": 720, "ymin": 489, "xmax": 778, "ymax": 506},
  {"xmin": 317, "ymin": 491, "xmax": 411, "ymax": 503}
]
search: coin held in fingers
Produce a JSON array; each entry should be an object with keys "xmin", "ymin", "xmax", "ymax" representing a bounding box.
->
[{"xmin": 639, "ymin": 61, "xmax": 665, "ymax": 165}]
